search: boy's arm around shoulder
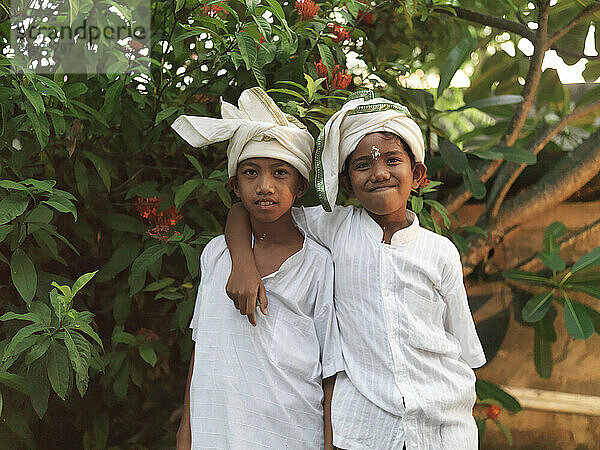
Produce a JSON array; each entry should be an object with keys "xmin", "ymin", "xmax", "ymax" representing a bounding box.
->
[
  {"xmin": 440, "ymin": 241, "xmax": 487, "ymax": 368},
  {"xmin": 311, "ymin": 245, "xmax": 345, "ymax": 380},
  {"xmin": 224, "ymin": 202, "xmax": 267, "ymax": 326}
]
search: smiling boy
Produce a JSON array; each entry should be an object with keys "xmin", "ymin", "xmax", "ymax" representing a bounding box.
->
[
  {"xmin": 172, "ymin": 87, "xmax": 343, "ymax": 449},
  {"xmin": 225, "ymin": 91, "xmax": 486, "ymax": 449}
]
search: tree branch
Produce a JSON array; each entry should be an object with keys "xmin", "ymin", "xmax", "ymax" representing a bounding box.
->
[
  {"xmin": 445, "ymin": 2, "xmax": 551, "ymax": 215},
  {"xmin": 547, "ymin": 4, "xmax": 600, "ymax": 48},
  {"xmin": 489, "ymin": 99, "xmax": 600, "ymax": 218},
  {"xmin": 434, "ymin": 6, "xmax": 535, "ymax": 41},
  {"xmin": 462, "ymin": 129, "xmax": 600, "ymax": 276},
  {"xmin": 550, "ymin": 46, "xmax": 600, "ymax": 61}
]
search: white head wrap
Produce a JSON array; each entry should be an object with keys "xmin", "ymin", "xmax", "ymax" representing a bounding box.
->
[
  {"xmin": 313, "ymin": 90, "xmax": 425, "ymax": 211},
  {"xmin": 171, "ymin": 87, "xmax": 314, "ymax": 179}
]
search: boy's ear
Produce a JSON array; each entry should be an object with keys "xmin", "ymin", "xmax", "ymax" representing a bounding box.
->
[
  {"xmin": 228, "ymin": 176, "xmax": 241, "ymax": 198},
  {"xmin": 339, "ymin": 173, "xmax": 354, "ymax": 196},
  {"xmin": 411, "ymin": 163, "xmax": 427, "ymax": 189},
  {"xmin": 296, "ymin": 177, "xmax": 309, "ymax": 198}
]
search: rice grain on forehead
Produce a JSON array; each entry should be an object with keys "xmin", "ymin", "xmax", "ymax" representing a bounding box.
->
[
  {"xmin": 313, "ymin": 90, "xmax": 425, "ymax": 211},
  {"xmin": 171, "ymin": 87, "xmax": 314, "ymax": 179}
]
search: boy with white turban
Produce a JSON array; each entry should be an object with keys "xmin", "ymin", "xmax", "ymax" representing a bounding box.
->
[
  {"xmin": 226, "ymin": 91, "xmax": 486, "ymax": 449},
  {"xmin": 173, "ymin": 87, "xmax": 344, "ymax": 449}
]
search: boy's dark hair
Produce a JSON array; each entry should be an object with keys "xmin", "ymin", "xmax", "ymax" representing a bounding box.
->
[{"xmin": 342, "ymin": 131, "xmax": 416, "ymax": 176}]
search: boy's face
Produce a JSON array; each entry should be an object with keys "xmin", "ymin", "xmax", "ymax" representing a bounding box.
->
[
  {"xmin": 343, "ymin": 133, "xmax": 426, "ymax": 216},
  {"xmin": 230, "ymin": 157, "xmax": 307, "ymax": 223}
]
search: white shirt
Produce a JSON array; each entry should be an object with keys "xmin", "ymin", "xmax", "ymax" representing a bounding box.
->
[
  {"xmin": 293, "ymin": 206, "xmax": 486, "ymax": 450},
  {"xmin": 189, "ymin": 235, "xmax": 344, "ymax": 449}
]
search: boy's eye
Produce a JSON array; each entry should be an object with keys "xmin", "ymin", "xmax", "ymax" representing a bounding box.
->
[
  {"xmin": 274, "ymin": 169, "xmax": 289, "ymax": 176},
  {"xmin": 242, "ymin": 169, "xmax": 257, "ymax": 176},
  {"xmin": 387, "ymin": 158, "xmax": 400, "ymax": 164},
  {"xmin": 354, "ymin": 162, "xmax": 370, "ymax": 170}
]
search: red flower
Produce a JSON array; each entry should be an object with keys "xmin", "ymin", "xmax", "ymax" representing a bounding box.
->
[
  {"xmin": 138, "ymin": 328, "xmax": 159, "ymax": 342},
  {"xmin": 328, "ymin": 23, "xmax": 349, "ymax": 43},
  {"xmin": 295, "ymin": 0, "xmax": 319, "ymax": 20},
  {"xmin": 486, "ymin": 405, "xmax": 501, "ymax": 420},
  {"xmin": 419, "ymin": 174, "xmax": 430, "ymax": 188},
  {"xmin": 259, "ymin": 34, "xmax": 266, "ymax": 44},
  {"xmin": 330, "ymin": 65, "xmax": 352, "ymax": 90},
  {"xmin": 314, "ymin": 61, "xmax": 352, "ymax": 90},
  {"xmin": 314, "ymin": 59, "xmax": 329, "ymax": 78},
  {"xmin": 357, "ymin": 0, "xmax": 374, "ymax": 25},
  {"xmin": 203, "ymin": 3, "xmax": 228, "ymax": 17},
  {"xmin": 136, "ymin": 197, "xmax": 183, "ymax": 242}
]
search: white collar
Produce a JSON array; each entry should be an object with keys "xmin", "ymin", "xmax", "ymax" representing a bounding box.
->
[{"xmin": 360, "ymin": 209, "xmax": 420, "ymax": 246}]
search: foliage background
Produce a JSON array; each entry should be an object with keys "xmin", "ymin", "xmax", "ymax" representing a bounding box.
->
[{"xmin": 1, "ymin": 0, "xmax": 600, "ymax": 447}]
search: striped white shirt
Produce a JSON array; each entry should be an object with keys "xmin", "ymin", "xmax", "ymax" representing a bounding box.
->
[
  {"xmin": 189, "ymin": 235, "xmax": 344, "ymax": 449},
  {"xmin": 292, "ymin": 206, "xmax": 486, "ymax": 450}
]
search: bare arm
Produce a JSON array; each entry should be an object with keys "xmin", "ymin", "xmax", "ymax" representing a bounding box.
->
[
  {"xmin": 323, "ymin": 375, "xmax": 336, "ymax": 450},
  {"xmin": 224, "ymin": 202, "xmax": 267, "ymax": 326},
  {"xmin": 176, "ymin": 351, "xmax": 194, "ymax": 449}
]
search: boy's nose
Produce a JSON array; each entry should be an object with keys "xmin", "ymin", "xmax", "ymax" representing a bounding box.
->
[
  {"xmin": 371, "ymin": 162, "xmax": 391, "ymax": 182},
  {"xmin": 256, "ymin": 175, "xmax": 275, "ymax": 194}
]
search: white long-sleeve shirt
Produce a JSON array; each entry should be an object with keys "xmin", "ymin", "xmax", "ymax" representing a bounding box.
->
[
  {"xmin": 189, "ymin": 235, "xmax": 344, "ymax": 449},
  {"xmin": 292, "ymin": 206, "xmax": 486, "ymax": 450}
]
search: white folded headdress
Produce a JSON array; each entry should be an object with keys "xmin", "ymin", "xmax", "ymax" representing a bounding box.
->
[
  {"xmin": 171, "ymin": 87, "xmax": 314, "ymax": 179},
  {"xmin": 314, "ymin": 90, "xmax": 425, "ymax": 211}
]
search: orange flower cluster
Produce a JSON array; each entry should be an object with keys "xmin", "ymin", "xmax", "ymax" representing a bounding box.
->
[
  {"xmin": 486, "ymin": 405, "xmax": 501, "ymax": 420},
  {"xmin": 136, "ymin": 197, "xmax": 183, "ymax": 241},
  {"xmin": 314, "ymin": 60, "xmax": 352, "ymax": 90},
  {"xmin": 295, "ymin": 0, "xmax": 319, "ymax": 20},
  {"xmin": 203, "ymin": 3, "xmax": 228, "ymax": 17},
  {"xmin": 357, "ymin": 0, "xmax": 374, "ymax": 25},
  {"xmin": 138, "ymin": 327, "xmax": 159, "ymax": 342},
  {"xmin": 328, "ymin": 23, "xmax": 349, "ymax": 43}
]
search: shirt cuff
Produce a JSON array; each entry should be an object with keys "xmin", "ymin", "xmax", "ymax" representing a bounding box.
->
[
  {"xmin": 466, "ymin": 352, "xmax": 487, "ymax": 369},
  {"xmin": 322, "ymin": 359, "xmax": 345, "ymax": 379}
]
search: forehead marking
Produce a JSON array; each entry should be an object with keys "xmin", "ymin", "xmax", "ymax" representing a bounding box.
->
[{"xmin": 370, "ymin": 146, "xmax": 381, "ymax": 160}]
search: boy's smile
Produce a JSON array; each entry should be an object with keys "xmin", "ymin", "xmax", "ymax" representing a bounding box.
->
[
  {"xmin": 230, "ymin": 157, "xmax": 307, "ymax": 223},
  {"xmin": 345, "ymin": 133, "xmax": 426, "ymax": 218}
]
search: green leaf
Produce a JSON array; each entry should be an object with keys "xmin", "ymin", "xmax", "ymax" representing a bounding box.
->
[
  {"xmin": 27, "ymin": 358, "xmax": 50, "ymax": 418},
  {"xmin": 83, "ymin": 151, "xmax": 111, "ymax": 192},
  {"xmin": 494, "ymin": 419, "xmax": 513, "ymax": 445},
  {"xmin": 437, "ymin": 37, "xmax": 474, "ymax": 98},
  {"xmin": 564, "ymin": 283, "xmax": 600, "ymax": 299},
  {"xmin": 138, "ymin": 343, "xmax": 157, "ymax": 367},
  {"xmin": 543, "ymin": 221, "xmax": 568, "ymax": 254},
  {"xmin": 502, "ymin": 269, "xmax": 551, "ymax": 285},
  {"xmin": 410, "ymin": 195, "xmax": 423, "ymax": 214},
  {"xmin": 174, "ymin": 179, "xmax": 203, "ymax": 209},
  {"xmin": 155, "ymin": 106, "xmax": 179, "ymax": 126},
  {"xmin": 10, "ymin": 249, "xmax": 37, "ymax": 306},
  {"xmin": 438, "ymin": 138, "xmax": 468, "ymax": 173},
  {"xmin": 245, "ymin": 0, "xmax": 259, "ymax": 13},
  {"xmin": 475, "ymin": 379, "xmax": 521, "ymax": 412},
  {"xmin": 0, "ymin": 372, "xmax": 28, "ymax": 394},
  {"xmin": 65, "ymin": 331, "xmax": 91, "ymax": 396},
  {"xmin": 304, "ymin": 73, "xmax": 325, "ymax": 102},
  {"xmin": 498, "ymin": 147, "xmax": 537, "ymax": 165},
  {"xmin": 537, "ymin": 251, "xmax": 565, "ymax": 272},
  {"xmin": 25, "ymin": 335, "xmax": 52, "ymax": 365},
  {"xmin": 0, "ymin": 194, "xmax": 29, "ymax": 225},
  {"xmin": 143, "ymin": 278, "xmax": 175, "ymax": 292},
  {"xmin": 180, "ymin": 243, "xmax": 199, "ymax": 278},
  {"xmin": 21, "ymin": 85, "xmax": 45, "ymax": 114},
  {"xmin": 563, "ymin": 294, "xmax": 594, "ymax": 340},
  {"xmin": 41, "ymin": 196, "xmax": 77, "ymax": 222},
  {"xmin": 521, "ymin": 291, "xmax": 554, "ymax": 322},
  {"xmin": 454, "ymin": 95, "xmax": 523, "ymax": 112},
  {"xmin": 236, "ymin": 31, "xmax": 257, "ymax": 70},
  {"xmin": 534, "ymin": 322, "xmax": 553, "ymax": 378},
  {"xmin": 462, "ymin": 167, "xmax": 486, "ymax": 199},
  {"xmin": 184, "ymin": 153, "xmax": 204, "ymax": 176},
  {"xmin": 69, "ymin": 0, "xmax": 81, "ymax": 25},
  {"xmin": 216, "ymin": 184, "xmax": 232, "ymax": 208},
  {"xmin": 97, "ymin": 242, "xmax": 141, "ymax": 282},
  {"xmin": 571, "ymin": 247, "xmax": 600, "ymax": 273},
  {"xmin": 113, "ymin": 292, "xmax": 132, "ymax": 325},
  {"xmin": 253, "ymin": 15, "xmax": 272, "ymax": 39},
  {"xmin": 100, "ymin": 213, "xmax": 145, "ymax": 235},
  {"xmin": 0, "ymin": 311, "xmax": 39, "ymax": 322},
  {"xmin": 112, "ymin": 331, "xmax": 138, "ymax": 346},
  {"xmin": 71, "ymin": 270, "xmax": 97, "ymax": 298},
  {"xmin": 265, "ymin": 0, "xmax": 286, "ymax": 22},
  {"xmin": 129, "ymin": 245, "xmax": 170, "ymax": 294},
  {"xmin": 113, "ymin": 359, "xmax": 129, "ymax": 401},
  {"xmin": 46, "ymin": 341, "xmax": 71, "ymax": 400},
  {"xmin": 317, "ymin": 43, "xmax": 335, "ymax": 80},
  {"xmin": 424, "ymin": 199, "xmax": 450, "ymax": 228}
]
